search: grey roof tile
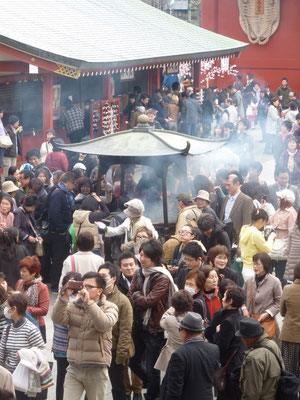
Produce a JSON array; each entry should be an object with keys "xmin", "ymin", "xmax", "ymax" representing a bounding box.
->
[{"xmin": 0, "ymin": 0, "xmax": 247, "ymax": 69}]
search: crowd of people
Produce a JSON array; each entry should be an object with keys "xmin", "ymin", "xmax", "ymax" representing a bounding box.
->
[{"xmin": 0, "ymin": 73, "xmax": 300, "ymax": 400}]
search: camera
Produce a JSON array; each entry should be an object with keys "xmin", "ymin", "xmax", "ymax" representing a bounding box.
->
[{"xmin": 264, "ymin": 225, "xmax": 275, "ymax": 240}]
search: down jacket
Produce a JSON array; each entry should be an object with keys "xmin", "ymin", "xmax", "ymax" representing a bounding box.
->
[
  {"xmin": 51, "ymin": 294, "xmax": 118, "ymax": 366},
  {"xmin": 284, "ymin": 225, "xmax": 300, "ymax": 281}
]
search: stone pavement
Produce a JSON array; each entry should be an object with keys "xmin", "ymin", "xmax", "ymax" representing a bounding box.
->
[{"xmin": 44, "ymin": 127, "xmax": 276, "ymax": 399}]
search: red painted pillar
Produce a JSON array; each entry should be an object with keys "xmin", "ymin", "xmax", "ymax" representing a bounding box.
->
[
  {"xmin": 147, "ymin": 70, "xmax": 153, "ymax": 96},
  {"xmin": 102, "ymin": 74, "xmax": 111, "ymax": 100},
  {"xmin": 147, "ymin": 69, "xmax": 160, "ymax": 95},
  {"xmin": 153, "ymin": 68, "xmax": 160, "ymax": 91},
  {"xmin": 194, "ymin": 63, "xmax": 200, "ymax": 91},
  {"xmin": 42, "ymin": 73, "xmax": 53, "ymax": 142},
  {"xmin": 201, "ymin": 0, "xmax": 218, "ymax": 32}
]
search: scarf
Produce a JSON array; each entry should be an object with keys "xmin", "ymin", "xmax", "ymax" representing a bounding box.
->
[
  {"xmin": 20, "ymin": 278, "xmax": 42, "ymax": 318},
  {"xmin": 287, "ymin": 150, "xmax": 296, "ymax": 173},
  {"xmin": 255, "ymin": 273, "xmax": 266, "ymax": 287},
  {"xmin": 58, "ymin": 181, "xmax": 75, "ymax": 208},
  {"xmin": 142, "ymin": 266, "xmax": 178, "ymax": 327}
]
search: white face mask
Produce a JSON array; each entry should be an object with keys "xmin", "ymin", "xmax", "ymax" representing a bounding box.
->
[
  {"xmin": 4, "ymin": 306, "xmax": 12, "ymax": 320},
  {"xmin": 105, "ymin": 278, "xmax": 113, "ymax": 289},
  {"xmin": 184, "ymin": 286, "xmax": 195, "ymax": 295}
]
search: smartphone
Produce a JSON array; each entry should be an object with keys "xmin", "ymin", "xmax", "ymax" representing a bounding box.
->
[{"xmin": 67, "ymin": 281, "xmax": 83, "ymax": 290}]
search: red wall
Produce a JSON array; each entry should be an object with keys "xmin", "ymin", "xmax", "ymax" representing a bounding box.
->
[{"xmin": 201, "ymin": 0, "xmax": 300, "ymax": 95}]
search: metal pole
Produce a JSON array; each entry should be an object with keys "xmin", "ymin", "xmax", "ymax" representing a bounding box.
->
[
  {"xmin": 187, "ymin": 0, "xmax": 192, "ymax": 23},
  {"xmin": 120, "ymin": 164, "xmax": 125, "ymax": 195},
  {"xmin": 161, "ymin": 166, "xmax": 169, "ymax": 239}
]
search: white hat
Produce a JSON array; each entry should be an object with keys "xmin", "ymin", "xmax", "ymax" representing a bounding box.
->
[
  {"xmin": 73, "ymin": 162, "xmax": 86, "ymax": 171},
  {"xmin": 194, "ymin": 190, "xmax": 210, "ymax": 203},
  {"xmin": 2, "ymin": 181, "xmax": 19, "ymax": 193},
  {"xmin": 124, "ymin": 199, "xmax": 144, "ymax": 218},
  {"xmin": 276, "ymin": 189, "xmax": 295, "ymax": 204}
]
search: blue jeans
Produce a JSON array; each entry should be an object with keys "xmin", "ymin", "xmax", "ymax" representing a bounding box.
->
[
  {"xmin": 0, "ymin": 147, "xmax": 5, "ymax": 170},
  {"xmin": 183, "ymin": 123, "xmax": 198, "ymax": 137}
]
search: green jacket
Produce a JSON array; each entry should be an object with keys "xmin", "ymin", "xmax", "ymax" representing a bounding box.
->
[
  {"xmin": 275, "ymin": 85, "xmax": 291, "ymax": 109},
  {"xmin": 240, "ymin": 334, "xmax": 283, "ymax": 400},
  {"xmin": 106, "ymin": 286, "xmax": 133, "ymax": 364}
]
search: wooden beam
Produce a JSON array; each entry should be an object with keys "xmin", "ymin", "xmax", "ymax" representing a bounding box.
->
[
  {"xmin": 0, "ymin": 61, "xmax": 29, "ymax": 73},
  {"xmin": 0, "ymin": 43, "xmax": 59, "ymax": 72},
  {"xmin": 0, "ymin": 74, "xmax": 40, "ymax": 84}
]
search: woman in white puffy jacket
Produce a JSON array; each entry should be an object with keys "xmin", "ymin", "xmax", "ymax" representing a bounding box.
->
[{"xmin": 265, "ymin": 96, "xmax": 281, "ymax": 154}]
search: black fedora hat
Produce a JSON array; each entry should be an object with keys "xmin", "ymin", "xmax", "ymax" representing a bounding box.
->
[
  {"xmin": 235, "ymin": 318, "xmax": 264, "ymax": 338},
  {"xmin": 179, "ymin": 312, "xmax": 204, "ymax": 332}
]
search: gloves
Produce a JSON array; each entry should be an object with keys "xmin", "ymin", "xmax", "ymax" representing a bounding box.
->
[{"xmin": 96, "ymin": 221, "xmax": 107, "ymax": 234}]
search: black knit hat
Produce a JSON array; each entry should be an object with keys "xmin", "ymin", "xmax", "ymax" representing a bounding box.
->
[{"xmin": 8, "ymin": 115, "xmax": 19, "ymax": 125}]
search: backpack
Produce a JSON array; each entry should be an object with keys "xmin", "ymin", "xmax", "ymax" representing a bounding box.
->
[{"xmin": 258, "ymin": 345, "xmax": 300, "ymax": 400}]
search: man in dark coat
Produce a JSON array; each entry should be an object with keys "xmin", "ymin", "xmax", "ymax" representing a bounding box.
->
[
  {"xmin": 116, "ymin": 251, "xmax": 138, "ymax": 295},
  {"xmin": 43, "ymin": 171, "xmax": 76, "ymax": 291},
  {"xmin": 161, "ymin": 312, "xmax": 219, "ymax": 400}
]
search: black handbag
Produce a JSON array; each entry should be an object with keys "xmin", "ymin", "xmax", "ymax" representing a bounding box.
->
[{"xmin": 213, "ymin": 349, "xmax": 238, "ymax": 392}]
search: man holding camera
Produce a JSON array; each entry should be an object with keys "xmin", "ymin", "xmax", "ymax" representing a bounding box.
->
[{"xmin": 51, "ymin": 271, "xmax": 119, "ymax": 400}]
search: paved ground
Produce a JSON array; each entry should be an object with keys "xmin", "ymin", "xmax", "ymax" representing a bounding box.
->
[{"xmin": 44, "ymin": 126, "xmax": 276, "ymax": 399}]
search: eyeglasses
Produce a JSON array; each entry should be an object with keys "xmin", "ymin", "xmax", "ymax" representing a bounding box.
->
[
  {"xmin": 84, "ymin": 284, "xmax": 99, "ymax": 291},
  {"xmin": 179, "ymin": 230, "xmax": 192, "ymax": 235},
  {"xmin": 136, "ymin": 235, "xmax": 149, "ymax": 239}
]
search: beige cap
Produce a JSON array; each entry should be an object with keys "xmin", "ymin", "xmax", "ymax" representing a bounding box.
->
[
  {"xmin": 124, "ymin": 199, "xmax": 145, "ymax": 218},
  {"xmin": 2, "ymin": 181, "xmax": 19, "ymax": 193}
]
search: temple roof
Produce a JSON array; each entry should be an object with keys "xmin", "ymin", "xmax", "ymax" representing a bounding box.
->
[{"xmin": 0, "ymin": 0, "xmax": 247, "ymax": 71}]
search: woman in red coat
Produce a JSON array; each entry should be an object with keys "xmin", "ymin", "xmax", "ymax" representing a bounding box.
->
[
  {"xmin": 45, "ymin": 138, "xmax": 68, "ymax": 172},
  {"xmin": 15, "ymin": 256, "xmax": 49, "ymax": 342},
  {"xmin": 195, "ymin": 265, "xmax": 222, "ymax": 320}
]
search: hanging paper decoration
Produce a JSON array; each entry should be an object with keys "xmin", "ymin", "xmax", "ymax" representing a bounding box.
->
[{"xmin": 200, "ymin": 59, "xmax": 238, "ymax": 83}]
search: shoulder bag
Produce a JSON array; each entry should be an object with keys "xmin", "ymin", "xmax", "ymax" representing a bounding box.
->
[
  {"xmin": 256, "ymin": 345, "xmax": 300, "ymax": 400},
  {"xmin": 269, "ymin": 238, "xmax": 288, "ymax": 260},
  {"xmin": 0, "ymin": 134, "xmax": 13, "ymax": 149},
  {"xmin": 213, "ymin": 348, "xmax": 238, "ymax": 392},
  {"xmin": 28, "ymin": 218, "xmax": 44, "ymax": 257},
  {"xmin": 250, "ymin": 279, "xmax": 276, "ymax": 339}
]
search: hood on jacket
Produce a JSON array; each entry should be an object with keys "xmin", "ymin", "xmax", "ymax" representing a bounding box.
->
[
  {"xmin": 213, "ymin": 218, "xmax": 226, "ymax": 234},
  {"xmin": 73, "ymin": 209, "xmax": 90, "ymax": 224},
  {"xmin": 239, "ymin": 224, "xmax": 257, "ymax": 246}
]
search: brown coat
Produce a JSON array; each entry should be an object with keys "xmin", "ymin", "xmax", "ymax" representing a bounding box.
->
[
  {"xmin": 175, "ymin": 205, "xmax": 201, "ymax": 235},
  {"xmin": 280, "ymin": 279, "xmax": 300, "ymax": 342},
  {"xmin": 244, "ymin": 274, "xmax": 282, "ymax": 317},
  {"xmin": 127, "ymin": 268, "xmax": 169, "ymax": 333},
  {"xmin": 51, "ymin": 295, "xmax": 118, "ymax": 366},
  {"xmin": 106, "ymin": 286, "xmax": 133, "ymax": 364},
  {"xmin": 162, "ymin": 235, "xmax": 180, "ymax": 264},
  {"xmin": 219, "ymin": 192, "xmax": 253, "ymax": 243}
]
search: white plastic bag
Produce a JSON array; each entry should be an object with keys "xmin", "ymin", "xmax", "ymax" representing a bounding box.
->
[{"xmin": 13, "ymin": 363, "xmax": 30, "ymax": 392}]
